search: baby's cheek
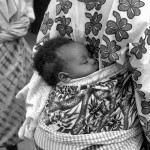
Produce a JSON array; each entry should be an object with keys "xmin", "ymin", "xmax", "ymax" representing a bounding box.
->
[{"xmin": 86, "ymin": 67, "xmax": 95, "ymax": 75}]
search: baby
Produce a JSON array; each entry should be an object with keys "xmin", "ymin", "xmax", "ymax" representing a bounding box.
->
[
  {"xmin": 18, "ymin": 36, "xmax": 99, "ymax": 138},
  {"xmin": 33, "ymin": 36, "xmax": 99, "ymax": 87}
]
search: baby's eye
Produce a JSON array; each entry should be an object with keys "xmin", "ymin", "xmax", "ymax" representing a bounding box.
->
[
  {"xmin": 81, "ymin": 60, "xmax": 87, "ymax": 64},
  {"xmin": 80, "ymin": 58, "xmax": 87, "ymax": 64}
]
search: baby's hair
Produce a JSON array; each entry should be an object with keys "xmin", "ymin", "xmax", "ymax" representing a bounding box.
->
[{"xmin": 33, "ymin": 37, "xmax": 73, "ymax": 86}]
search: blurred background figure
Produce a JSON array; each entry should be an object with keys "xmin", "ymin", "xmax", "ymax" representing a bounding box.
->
[{"xmin": 0, "ymin": 0, "xmax": 35, "ymax": 150}]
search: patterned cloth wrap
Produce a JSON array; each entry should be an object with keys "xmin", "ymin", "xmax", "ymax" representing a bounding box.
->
[{"xmin": 34, "ymin": 63, "xmax": 144, "ymax": 150}]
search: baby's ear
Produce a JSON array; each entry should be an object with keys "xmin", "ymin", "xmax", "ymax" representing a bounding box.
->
[{"xmin": 58, "ymin": 72, "xmax": 70, "ymax": 83}]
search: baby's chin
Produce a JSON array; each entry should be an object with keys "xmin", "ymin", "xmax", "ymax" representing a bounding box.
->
[{"xmin": 93, "ymin": 63, "xmax": 99, "ymax": 72}]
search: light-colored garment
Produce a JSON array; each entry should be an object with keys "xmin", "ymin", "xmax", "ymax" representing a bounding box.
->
[
  {"xmin": 18, "ymin": 72, "xmax": 50, "ymax": 139},
  {"xmin": 17, "ymin": 0, "xmax": 150, "ymax": 149},
  {"xmin": 0, "ymin": 0, "xmax": 34, "ymax": 146},
  {"xmin": 0, "ymin": 0, "xmax": 35, "ymax": 43}
]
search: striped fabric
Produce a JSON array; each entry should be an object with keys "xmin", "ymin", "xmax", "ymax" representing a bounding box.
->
[{"xmin": 34, "ymin": 121, "xmax": 143, "ymax": 150}]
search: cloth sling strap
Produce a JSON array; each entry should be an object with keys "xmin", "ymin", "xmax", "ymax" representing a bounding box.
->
[{"xmin": 35, "ymin": 122, "xmax": 143, "ymax": 150}]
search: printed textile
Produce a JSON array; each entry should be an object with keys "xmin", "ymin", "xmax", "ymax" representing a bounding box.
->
[{"xmin": 35, "ymin": 63, "xmax": 144, "ymax": 150}]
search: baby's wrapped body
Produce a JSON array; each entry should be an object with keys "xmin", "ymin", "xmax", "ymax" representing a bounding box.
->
[{"xmin": 34, "ymin": 63, "xmax": 146, "ymax": 150}]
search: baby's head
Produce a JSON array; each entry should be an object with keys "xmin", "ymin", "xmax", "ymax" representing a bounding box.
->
[{"xmin": 33, "ymin": 37, "xmax": 98, "ymax": 86}]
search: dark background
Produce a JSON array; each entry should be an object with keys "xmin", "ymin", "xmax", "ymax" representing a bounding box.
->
[{"xmin": 30, "ymin": 0, "xmax": 51, "ymax": 34}]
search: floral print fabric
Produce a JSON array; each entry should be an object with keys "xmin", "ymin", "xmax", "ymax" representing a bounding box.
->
[{"xmin": 34, "ymin": 0, "xmax": 150, "ymax": 144}]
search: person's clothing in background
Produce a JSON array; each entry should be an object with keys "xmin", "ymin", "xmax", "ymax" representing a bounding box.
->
[
  {"xmin": 0, "ymin": 0, "xmax": 35, "ymax": 150},
  {"xmin": 17, "ymin": 0, "xmax": 150, "ymax": 149}
]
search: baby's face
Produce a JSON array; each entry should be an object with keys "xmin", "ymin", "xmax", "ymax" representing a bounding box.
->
[{"xmin": 58, "ymin": 42, "xmax": 98, "ymax": 79}]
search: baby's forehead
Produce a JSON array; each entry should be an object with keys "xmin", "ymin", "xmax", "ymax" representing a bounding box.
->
[
  {"xmin": 57, "ymin": 41, "xmax": 88, "ymax": 59},
  {"xmin": 65, "ymin": 41, "xmax": 87, "ymax": 51}
]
